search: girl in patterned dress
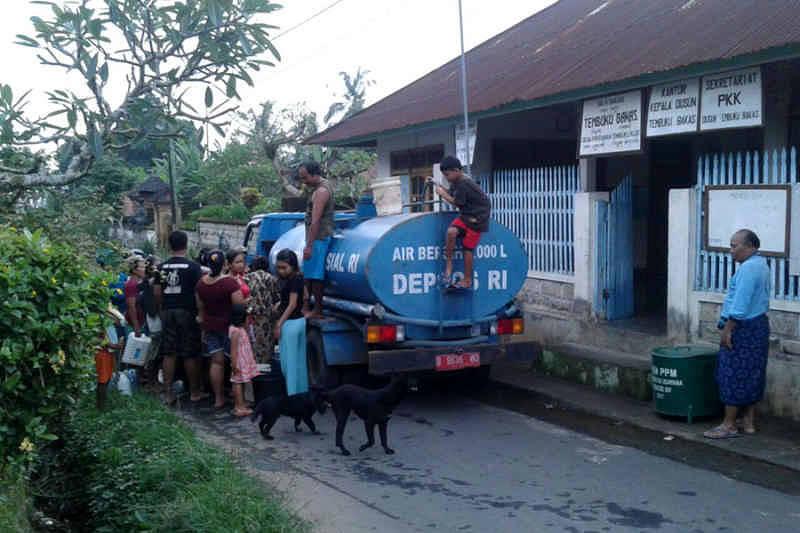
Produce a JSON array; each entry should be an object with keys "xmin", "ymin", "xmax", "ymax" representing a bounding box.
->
[{"xmin": 229, "ymin": 303, "xmax": 259, "ymax": 417}]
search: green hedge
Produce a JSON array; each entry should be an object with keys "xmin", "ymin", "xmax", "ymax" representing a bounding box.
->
[
  {"xmin": 0, "ymin": 226, "xmax": 109, "ymax": 466},
  {"xmin": 59, "ymin": 394, "xmax": 307, "ymax": 532}
]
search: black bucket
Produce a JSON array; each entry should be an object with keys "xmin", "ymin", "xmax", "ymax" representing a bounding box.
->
[{"xmin": 252, "ymin": 362, "xmax": 286, "ymax": 405}]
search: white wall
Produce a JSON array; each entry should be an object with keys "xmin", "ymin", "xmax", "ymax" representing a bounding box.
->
[
  {"xmin": 376, "ymin": 126, "xmax": 456, "ymax": 177},
  {"xmin": 472, "ymin": 106, "xmax": 578, "ymax": 175},
  {"xmin": 375, "ymin": 105, "xmax": 578, "ymax": 177}
]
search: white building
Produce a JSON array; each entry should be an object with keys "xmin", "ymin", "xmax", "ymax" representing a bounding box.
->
[{"xmin": 308, "ymin": 0, "xmax": 800, "ymax": 419}]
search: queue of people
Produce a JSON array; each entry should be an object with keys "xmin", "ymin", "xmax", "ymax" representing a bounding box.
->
[{"xmin": 111, "ymin": 228, "xmax": 312, "ymax": 417}]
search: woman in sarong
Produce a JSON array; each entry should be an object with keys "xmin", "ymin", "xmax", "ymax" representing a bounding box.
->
[
  {"xmin": 704, "ymin": 229, "xmax": 770, "ymax": 439},
  {"xmin": 245, "ymin": 256, "xmax": 280, "ymax": 362}
]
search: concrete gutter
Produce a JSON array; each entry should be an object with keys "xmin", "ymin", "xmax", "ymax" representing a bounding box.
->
[{"xmin": 491, "ymin": 361, "xmax": 800, "ymax": 475}]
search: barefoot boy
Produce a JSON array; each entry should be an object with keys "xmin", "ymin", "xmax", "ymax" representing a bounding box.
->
[{"xmin": 428, "ymin": 156, "xmax": 491, "ymax": 289}]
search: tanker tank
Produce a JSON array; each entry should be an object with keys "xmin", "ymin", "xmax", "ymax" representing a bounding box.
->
[{"xmin": 269, "ymin": 211, "xmax": 527, "ymax": 322}]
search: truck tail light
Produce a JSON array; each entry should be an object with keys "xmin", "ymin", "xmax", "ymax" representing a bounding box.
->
[
  {"xmin": 366, "ymin": 325, "xmax": 405, "ymax": 344},
  {"xmin": 495, "ymin": 318, "xmax": 524, "ymax": 335}
]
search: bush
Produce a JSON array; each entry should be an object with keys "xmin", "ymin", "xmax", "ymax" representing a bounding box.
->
[
  {"xmin": 59, "ymin": 394, "xmax": 307, "ymax": 532},
  {"xmin": 188, "ymin": 203, "xmax": 252, "ymax": 223},
  {"xmin": 240, "ymin": 187, "xmax": 263, "ymax": 210},
  {"xmin": 251, "ymin": 196, "xmax": 280, "ymax": 214},
  {"xmin": 0, "ymin": 226, "xmax": 109, "ymax": 466}
]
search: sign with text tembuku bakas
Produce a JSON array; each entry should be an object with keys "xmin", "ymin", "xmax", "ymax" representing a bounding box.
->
[
  {"xmin": 579, "ymin": 90, "xmax": 642, "ymax": 156},
  {"xmin": 700, "ymin": 67, "xmax": 762, "ymax": 131},
  {"xmin": 646, "ymin": 78, "xmax": 700, "ymax": 137}
]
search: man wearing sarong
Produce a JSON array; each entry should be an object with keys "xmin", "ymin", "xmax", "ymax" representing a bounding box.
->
[{"xmin": 704, "ymin": 229, "xmax": 770, "ymax": 439}]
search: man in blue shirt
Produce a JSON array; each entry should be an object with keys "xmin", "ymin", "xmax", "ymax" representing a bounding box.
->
[{"xmin": 705, "ymin": 229, "xmax": 771, "ymax": 439}]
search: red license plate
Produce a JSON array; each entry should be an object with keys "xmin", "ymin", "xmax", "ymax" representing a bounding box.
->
[{"xmin": 435, "ymin": 352, "xmax": 480, "ymax": 372}]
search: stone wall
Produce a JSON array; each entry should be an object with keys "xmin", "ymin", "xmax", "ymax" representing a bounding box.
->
[
  {"xmin": 695, "ymin": 297, "xmax": 800, "ymax": 420},
  {"xmin": 517, "ymin": 276, "xmax": 585, "ymax": 315},
  {"xmin": 696, "ymin": 299, "xmax": 800, "ymax": 352},
  {"xmin": 196, "ymin": 220, "xmax": 248, "ymax": 251}
]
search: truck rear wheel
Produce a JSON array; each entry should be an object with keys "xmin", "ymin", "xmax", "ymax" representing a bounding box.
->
[{"xmin": 306, "ymin": 328, "xmax": 339, "ymax": 389}]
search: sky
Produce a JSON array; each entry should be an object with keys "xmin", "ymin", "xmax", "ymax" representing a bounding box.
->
[{"xmin": 0, "ymin": 0, "xmax": 556, "ymax": 145}]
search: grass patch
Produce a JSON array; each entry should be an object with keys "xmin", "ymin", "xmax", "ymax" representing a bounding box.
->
[
  {"xmin": 55, "ymin": 394, "xmax": 307, "ymax": 532},
  {"xmin": 0, "ymin": 468, "xmax": 32, "ymax": 532}
]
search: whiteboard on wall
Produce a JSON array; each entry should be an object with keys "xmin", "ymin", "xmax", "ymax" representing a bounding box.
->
[{"xmin": 704, "ymin": 185, "xmax": 791, "ymax": 256}]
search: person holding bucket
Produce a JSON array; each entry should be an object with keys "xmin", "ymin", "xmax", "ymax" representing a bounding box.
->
[{"xmin": 704, "ymin": 229, "xmax": 770, "ymax": 439}]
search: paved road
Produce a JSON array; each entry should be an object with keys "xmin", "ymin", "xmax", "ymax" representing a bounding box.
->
[{"xmin": 184, "ymin": 389, "xmax": 799, "ymax": 533}]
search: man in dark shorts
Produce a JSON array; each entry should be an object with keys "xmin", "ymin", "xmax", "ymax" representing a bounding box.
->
[
  {"xmin": 428, "ymin": 155, "xmax": 491, "ymax": 289},
  {"xmin": 158, "ymin": 230, "xmax": 205, "ymax": 404},
  {"xmin": 299, "ymin": 160, "xmax": 335, "ymax": 318}
]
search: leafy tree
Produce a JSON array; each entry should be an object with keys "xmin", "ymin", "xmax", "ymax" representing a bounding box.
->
[
  {"xmin": 1, "ymin": 0, "xmax": 282, "ymax": 192},
  {"xmin": 195, "ymin": 140, "xmax": 281, "ymax": 207},
  {"xmin": 235, "ymin": 101, "xmax": 318, "ymax": 196}
]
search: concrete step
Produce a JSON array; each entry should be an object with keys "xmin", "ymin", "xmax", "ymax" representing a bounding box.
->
[
  {"xmin": 576, "ymin": 321, "xmax": 669, "ymax": 356},
  {"xmin": 534, "ymin": 342, "xmax": 652, "ymax": 401}
]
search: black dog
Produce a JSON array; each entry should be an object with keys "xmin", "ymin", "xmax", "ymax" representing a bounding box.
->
[
  {"xmin": 251, "ymin": 388, "xmax": 327, "ymax": 440},
  {"xmin": 324, "ymin": 375, "xmax": 407, "ymax": 456}
]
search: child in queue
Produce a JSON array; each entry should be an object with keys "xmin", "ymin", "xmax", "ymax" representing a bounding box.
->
[
  {"xmin": 228, "ymin": 303, "xmax": 259, "ymax": 417},
  {"xmin": 273, "ymin": 249, "xmax": 309, "ymax": 396}
]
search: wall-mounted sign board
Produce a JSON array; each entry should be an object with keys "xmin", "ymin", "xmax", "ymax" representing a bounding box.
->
[
  {"xmin": 579, "ymin": 90, "xmax": 642, "ymax": 156},
  {"xmin": 646, "ymin": 78, "xmax": 700, "ymax": 137},
  {"xmin": 704, "ymin": 185, "xmax": 791, "ymax": 257},
  {"xmin": 700, "ymin": 67, "xmax": 762, "ymax": 131}
]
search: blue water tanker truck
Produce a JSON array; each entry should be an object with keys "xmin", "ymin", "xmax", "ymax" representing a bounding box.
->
[{"xmin": 243, "ymin": 194, "xmax": 538, "ymax": 387}]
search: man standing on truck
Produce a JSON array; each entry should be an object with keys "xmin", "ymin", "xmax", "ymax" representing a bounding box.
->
[
  {"xmin": 299, "ymin": 160, "xmax": 336, "ymax": 318},
  {"xmin": 428, "ymin": 155, "xmax": 491, "ymax": 289}
]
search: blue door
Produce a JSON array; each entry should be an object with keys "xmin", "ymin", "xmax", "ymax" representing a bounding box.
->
[{"xmin": 594, "ymin": 176, "xmax": 634, "ymax": 320}]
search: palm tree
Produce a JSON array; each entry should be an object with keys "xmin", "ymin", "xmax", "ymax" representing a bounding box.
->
[{"xmin": 324, "ymin": 68, "xmax": 375, "ymax": 126}]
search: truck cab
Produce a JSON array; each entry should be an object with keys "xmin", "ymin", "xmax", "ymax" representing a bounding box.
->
[{"xmin": 243, "ymin": 211, "xmax": 357, "ymax": 265}]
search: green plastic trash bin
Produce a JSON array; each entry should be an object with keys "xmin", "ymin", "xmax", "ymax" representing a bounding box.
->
[{"xmin": 651, "ymin": 345, "xmax": 723, "ymax": 423}]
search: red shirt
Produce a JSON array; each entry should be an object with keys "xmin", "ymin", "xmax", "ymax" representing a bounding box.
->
[
  {"xmin": 196, "ymin": 276, "xmax": 240, "ymax": 333},
  {"xmin": 124, "ymin": 277, "xmax": 145, "ymax": 329},
  {"xmin": 234, "ymin": 274, "xmax": 251, "ymax": 300}
]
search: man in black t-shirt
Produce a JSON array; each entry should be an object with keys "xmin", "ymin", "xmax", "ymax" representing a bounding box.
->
[
  {"xmin": 158, "ymin": 231, "xmax": 205, "ymax": 404},
  {"xmin": 428, "ymin": 155, "xmax": 491, "ymax": 289}
]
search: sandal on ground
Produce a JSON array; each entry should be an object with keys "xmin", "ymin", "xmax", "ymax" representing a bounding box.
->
[
  {"xmin": 703, "ymin": 425, "xmax": 740, "ymax": 439},
  {"xmin": 232, "ymin": 407, "xmax": 253, "ymax": 417}
]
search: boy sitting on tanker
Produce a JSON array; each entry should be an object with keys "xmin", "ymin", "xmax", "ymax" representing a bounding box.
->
[{"xmin": 427, "ymin": 156, "xmax": 491, "ymax": 289}]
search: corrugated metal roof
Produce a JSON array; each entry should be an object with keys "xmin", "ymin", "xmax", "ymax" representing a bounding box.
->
[{"xmin": 308, "ymin": 0, "xmax": 800, "ymax": 145}]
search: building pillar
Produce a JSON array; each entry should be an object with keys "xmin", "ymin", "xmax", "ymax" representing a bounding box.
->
[
  {"xmin": 574, "ymin": 191, "xmax": 609, "ymax": 317},
  {"xmin": 579, "ymin": 157, "xmax": 597, "ymax": 192},
  {"xmin": 667, "ymin": 188, "xmax": 696, "ymax": 342}
]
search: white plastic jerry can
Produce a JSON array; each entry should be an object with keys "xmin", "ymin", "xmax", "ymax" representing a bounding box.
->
[{"xmin": 122, "ymin": 333, "xmax": 151, "ymax": 366}]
